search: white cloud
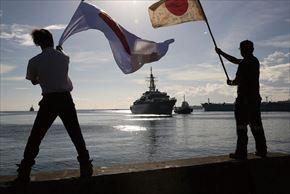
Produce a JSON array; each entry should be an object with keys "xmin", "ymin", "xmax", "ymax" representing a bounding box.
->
[
  {"xmin": 260, "ymin": 51, "xmax": 290, "ymax": 83},
  {"xmin": 165, "ymin": 83, "xmax": 235, "ymax": 98},
  {"xmin": 257, "ymin": 34, "xmax": 290, "ymax": 49},
  {"xmin": 259, "ymin": 51, "xmax": 290, "ymax": 101},
  {"xmin": 260, "ymin": 83, "xmax": 290, "ymax": 102},
  {"xmin": 71, "ymin": 51, "xmax": 112, "ymax": 64},
  {"xmin": 151, "ymin": 63, "xmax": 225, "ymax": 82},
  {"xmin": 261, "ymin": 63, "xmax": 290, "ymax": 83},
  {"xmin": 70, "ymin": 51, "xmax": 113, "ymax": 71},
  {"xmin": 218, "ymin": 2, "xmax": 290, "ymax": 51},
  {"xmin": 261, "ymin": 51, "xmax": 289, "ymax": 67},
  {"xmin": 167, "ymin": 68, "xmax": 224, "ymax": 81},
  {"xmin": 44, "ymin": 24, "xmax": 66, "ymax": 30},
  {"xmin": 14, "ymin": 87, "xmax": 29, "ymax": 90},
  {"xmin": 0, "ymin": 23, "xmax": 65, "ymax": 46},
  {"xmin": 0, "ymin": 64, "xmax": 16, "ymax": 74},
  {"xmin": 1, "ymin": 76, "xmax": 24, "ymax": 81}
]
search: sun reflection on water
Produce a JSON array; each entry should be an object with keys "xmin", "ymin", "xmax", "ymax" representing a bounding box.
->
[{"xmin": 113, "ymin": 125, "xmax": 147, "ymax": 132}]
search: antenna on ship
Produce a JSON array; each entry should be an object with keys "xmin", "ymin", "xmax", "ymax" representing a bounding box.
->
[
  {"xmin": 184, "ymin": 95, "xmax": 185, "ymax": 102},
  {"xmin": 149, "ymin": 67, "xmax": 156, "ymax": 92}
]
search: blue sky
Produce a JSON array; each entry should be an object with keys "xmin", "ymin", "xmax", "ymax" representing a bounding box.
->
[{"xmin": 1, "ymin": 0, "xmax": 289, "ymax": 110}]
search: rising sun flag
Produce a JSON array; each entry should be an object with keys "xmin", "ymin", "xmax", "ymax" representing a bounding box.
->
[
  {"xmin": 149, "ymin": 0, "xmax": 205, "ymax": 28},
  {"xmin": 59, "ymin": 1, "xmax": 174, "ymax": 74},
  {"xmin": 148, "ymin": 0, "xmax": 230, "ymax": 79}
]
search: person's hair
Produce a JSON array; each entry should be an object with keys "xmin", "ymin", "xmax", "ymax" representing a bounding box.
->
[
  {"xmin": 31, "ymin": 29, "xmax": 54, "ymax": 47},
  {"xmin": 240, "ymin": 40, "xmax": 254, "ymax": 53}
]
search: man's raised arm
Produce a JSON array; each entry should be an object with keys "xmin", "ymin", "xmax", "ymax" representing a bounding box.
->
[{"xmin": 215, "ymin": 47, "xmax": 242, "ymax": 64}]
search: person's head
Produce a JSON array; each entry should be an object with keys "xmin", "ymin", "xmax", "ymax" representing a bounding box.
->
[
  {"xmin": 31, "ymin": 29, "xmax": 54, "ymax": 49},
  {"xmin": 239, "ymin": 40, "xmax": 254, "ymax": 58}
]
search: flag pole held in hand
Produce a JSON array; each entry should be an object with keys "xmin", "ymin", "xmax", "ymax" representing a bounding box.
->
[
  {"xmin": 197, "ymin": 0, "xmax": 229, "ymax": 80},
  {"xmin": 148, "ymin": 0, "xmax": 230, "ymax": 80}
]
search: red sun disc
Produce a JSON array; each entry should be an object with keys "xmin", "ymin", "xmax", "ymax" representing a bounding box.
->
[{"xmin": 165, "ymin": 0, "xmax": 189, "ymax": 16}]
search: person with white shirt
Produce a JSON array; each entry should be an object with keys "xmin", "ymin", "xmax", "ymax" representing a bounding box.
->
[{"xmin": 15, "ymin": 29, "xmax": 93, "ymax": 185}]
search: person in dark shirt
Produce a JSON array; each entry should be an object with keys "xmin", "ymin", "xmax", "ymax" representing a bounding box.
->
[
  {"xmin": 14, "ymin": 29, "xmax": 93, "ymax": 186},
  {"xmin": 216, "ymin": 40, "xmax": 267, "ymax": 160}
]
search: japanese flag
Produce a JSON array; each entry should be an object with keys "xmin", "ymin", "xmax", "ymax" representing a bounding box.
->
[
  {"xmin": 59, "ymin": 1, "xmax": 174, "ymax": 74},
  {"xmin": 149, "ymin": 0, "xmax": 205, "ymax": 28}
]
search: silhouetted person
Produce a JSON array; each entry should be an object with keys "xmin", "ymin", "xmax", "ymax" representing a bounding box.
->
[
  {"xmin": 15, "ymin": 29, "xmax": 93, "ymax": 184},
  {"xmin": 216, "ymin": 40, "xmax": 267, "ymax": 160}
]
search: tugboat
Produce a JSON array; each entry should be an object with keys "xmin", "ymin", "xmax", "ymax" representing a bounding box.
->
[
  {"xmin": 130, "ymin": 67, "xmax": 176, "ymax": 115},
  {"xmin": 174, "ymin": 95, "xmax": 193, "ymax": 114},
  {"xmin": 29, "ymin": 105, "xmax": 34, "ymax": 112}
]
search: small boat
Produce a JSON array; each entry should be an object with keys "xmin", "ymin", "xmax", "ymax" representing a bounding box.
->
[
  {"xmin": 174, "ymin": 95, "xmax": 193, "ymax": 114},
  {"xmin": 29, "ymin": 105, "xmax": 34, "ymax": 112}
]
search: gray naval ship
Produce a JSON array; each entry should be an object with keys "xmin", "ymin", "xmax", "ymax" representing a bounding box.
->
[{"xmin": 130, "ymin": 67, "xmax": 176, "ymax": 115}]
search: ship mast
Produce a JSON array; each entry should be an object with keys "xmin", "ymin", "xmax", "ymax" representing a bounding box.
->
[{"xmin": 149, "ymin": 67, "xmax": 156, "ymax": 92}]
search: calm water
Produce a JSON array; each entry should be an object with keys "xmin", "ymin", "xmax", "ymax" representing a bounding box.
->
[{"xmin": 0, "ymin": 110, "xmax": 289, "ymax": 175}]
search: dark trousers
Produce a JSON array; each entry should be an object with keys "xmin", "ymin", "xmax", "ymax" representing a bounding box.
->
[
  {"xmin": 234, "ymin": 97, "xmax": 267, "ymax": 155},
  {"xmin": 21, "ymin": 92, "xmax": 90, "ymax": 167}
]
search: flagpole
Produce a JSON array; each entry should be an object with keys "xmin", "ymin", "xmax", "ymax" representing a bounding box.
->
[{"xmin": 197, "ymin": 0, "xmax": 229, "ymax": 80}]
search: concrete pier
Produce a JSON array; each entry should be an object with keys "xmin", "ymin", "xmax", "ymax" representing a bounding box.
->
[{"xmin": 0, "ymin": 152, "xmax": 289, "ymax": 194}]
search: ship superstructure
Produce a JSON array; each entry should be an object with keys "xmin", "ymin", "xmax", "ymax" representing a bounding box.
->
[{"xmin": 130, "ymin": 67, "xmax": 176, "ymax": 115}]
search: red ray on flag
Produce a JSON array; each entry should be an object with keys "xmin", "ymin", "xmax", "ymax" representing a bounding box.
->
[
  {"xmin": 99, "ymin": 12, "xmax": 131, "ymax": 55},
  {"xmin": 58, "ymin": 1, "xmax": 174, "ymax": 74}
]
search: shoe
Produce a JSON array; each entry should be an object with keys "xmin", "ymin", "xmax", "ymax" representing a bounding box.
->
[
  {"xmin": 14, "ymin": 163, "xmax": 31, "ymax": 185},
  {"xmin": 12, "ymin": 176, "xmax": 30, "ymax": 187},
  {"xmin": 79, "ymin": 159, "xmax": 93, "ymax": 178},
  {"xmin": 255, "ymin": 151, "xmax": 267, "ymax": 158},
  {"xmin": 229, "ymin": 153, "xmax": 247, "ymax": 160}
]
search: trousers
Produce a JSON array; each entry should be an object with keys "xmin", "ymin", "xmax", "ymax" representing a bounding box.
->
[
  {"xmin": 234, "ymin": 97, "xmax": 267, "ymax": 154},
  {"xmin": 21, "ymin": 92, "xmax": 90, "ymax": 167}
]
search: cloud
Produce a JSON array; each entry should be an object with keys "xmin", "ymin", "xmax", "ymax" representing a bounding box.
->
[
  {"xmin": 257, "ymin": 34, "xmax": 290, "ymax": 49},
  {"xmin": 70, "ymin": 51, "xmax": 113, "ymax": 71},
  {"xmin": 259, "ymin": 51, "xmax": 290, "ymax": 100},
  {"xmin": 167, "ymin": 68, "xmax": 224, "ymax": 81},
  {"xmin": 151, "ymin": 63, "xmax": 225, "ymax": 82},
  {"xmin": 260, "ymin": 83, "xmax": 290, "ymax": 102},
  {"xmin": 261, "ymin": 63, "xmax": 290, "ymax": 83},
  {"xmin": 14, "ymin": 87, "xmax": 29, "ymax": 90},
  {"xmin": 1, "ymin": 76, "xmax": 24, "ymax": 81},
  {"xmin": 44, "ymin": 24, "xmax": 66, "ymax": 30},
  {"xmin": 218, "ymin": 1, "xmax": 290, "ymax": 51},
  {"xmin": 0, "ymin": 64, "xmax": 16, "ymax": 74},
  {"xmin": 71, "ymin": 51, "xmax": 112, "ymax": 64},
  {"xmin": 260, "ymin": 51, "xmax": 290, "ymax": 83},
  {"xmin": 261, "ymin": 51, "xmax": 290, "ymax": 67},
  {"xmin": 0, "ymin": 23, "xmax": 65, "ymax": 46},
  {"xmin": 164, "ymin": 83, "xmax": 235, "ymax": 98}
]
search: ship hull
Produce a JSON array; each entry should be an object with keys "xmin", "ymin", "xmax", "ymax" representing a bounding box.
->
[
  {"xmin": 130, "ymin": 100, "xmax": 176, "ymax": 115},
  {"xmin": 202, "ymin": 103, "xmax": 234, "ymax": 111},
  {"xmin": 174, "ymin": 107, "xmax": 193, "ymax": 114},
  {"xmin": 202, "ymin": 101, "xmax": 290, "ymax": 112}
]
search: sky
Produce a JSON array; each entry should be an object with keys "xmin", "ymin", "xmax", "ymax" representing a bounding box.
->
[{"xmin": 0, "ymin": 0, "xmax": 289, "ymax": 111}]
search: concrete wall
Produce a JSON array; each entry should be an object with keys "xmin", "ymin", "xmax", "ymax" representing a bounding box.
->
[{"xmin": 1, "ymin": 153, "xmax": 289, "ymax": 194}]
